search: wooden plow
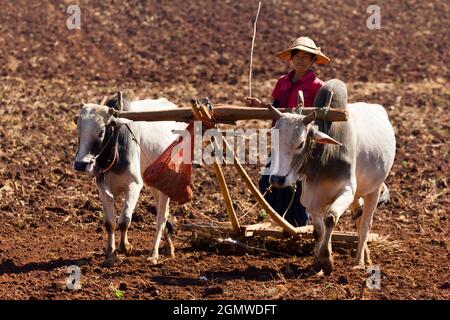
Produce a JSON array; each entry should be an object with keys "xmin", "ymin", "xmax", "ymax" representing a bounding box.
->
[{"xmin": 117, "ymin": 96, "xmax": 378, "ymax": 244}]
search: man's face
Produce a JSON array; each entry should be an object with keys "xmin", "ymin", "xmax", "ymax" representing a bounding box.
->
[{"xmin": 291, "ymin": 51, "xmax": 314, "ymax": 72}]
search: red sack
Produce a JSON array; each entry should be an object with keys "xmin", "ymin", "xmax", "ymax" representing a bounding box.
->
[{"xmin": 143, "ymin": 122, "xmax": 195, "ymax": 204}]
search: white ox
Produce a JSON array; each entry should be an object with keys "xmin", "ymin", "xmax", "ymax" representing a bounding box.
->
[
  {"xmin": 74, "ymin": 96, "xmax": 186, "ymax": 266},
  {"xmin": 268, "ymin": 79, "xmax": 396, "ymax": 274}
]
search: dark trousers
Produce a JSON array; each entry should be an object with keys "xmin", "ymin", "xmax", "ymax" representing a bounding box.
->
[{"xmin": 258, "ymin": 173, "xmax": 308, "ymax": 227}]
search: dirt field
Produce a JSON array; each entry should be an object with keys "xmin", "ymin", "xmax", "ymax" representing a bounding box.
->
[{"xmin": 0, "ymin": 0, "xmax": 448, "ymax": 300}]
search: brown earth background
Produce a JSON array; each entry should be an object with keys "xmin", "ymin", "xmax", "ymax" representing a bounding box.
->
[{"xmin": 0, "ymin": 0, "xmax": 449, "ymax": 299}]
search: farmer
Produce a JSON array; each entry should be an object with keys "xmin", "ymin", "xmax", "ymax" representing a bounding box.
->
[{"xmin": 243, "ymin": 36, "xmax": 330, "ymax": 227}]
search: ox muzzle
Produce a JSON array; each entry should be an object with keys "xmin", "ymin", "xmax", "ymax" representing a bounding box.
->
[
  {"xmin": 73, "ymin": 158, "xmax": 95, "ymax": 173},
  {"xmin": 269, "ymin": 175, "xmax": 287, "ymax": 188}
]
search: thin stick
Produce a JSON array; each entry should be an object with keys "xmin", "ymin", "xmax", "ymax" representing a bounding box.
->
[{"xmin": 249, "ymin": 2, "xmax": 262, "ymax": 97}]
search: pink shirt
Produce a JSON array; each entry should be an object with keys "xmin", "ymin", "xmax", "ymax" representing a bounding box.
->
[{"xmin": 271, "ymin": 70, "xmax": 324, "ymax": 109}]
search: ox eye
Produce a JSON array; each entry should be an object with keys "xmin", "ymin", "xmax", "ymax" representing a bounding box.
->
[{"xmin": 297, "ymin": 141, "xmax": 304, "ymax": 149}]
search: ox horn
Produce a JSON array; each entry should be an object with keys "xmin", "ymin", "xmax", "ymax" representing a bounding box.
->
[
  {"xmin": 293, "ymin": 91, "xmax": 304, "ymax": 115},
  {"xmin": 302, "ymin": 111, "xmax": 316, "ymax": 125},
  {"xmin": 100, "ymin": 96, "xmax": 108, "ymax": 105},
  {"xmin": 117, "ymin": 91, "xmax": 124, "ymax": 111},
  {"xmin": 297, "ymin": 90, "xmax": 304, "ymax": 109},
  {"xmin": 267, "ymin": 104, "xmax": 283, "ymax": 121}
]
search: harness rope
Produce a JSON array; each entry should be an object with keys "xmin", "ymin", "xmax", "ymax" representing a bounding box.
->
[
  {"xmin": 281, "ymin": 183, "xmax": 297, "ymax": 220},
  {"xmin": 93, "ymin": 122, "xmax": 153, "ymax": 178},
  {"xmin": 237, "ymin": 184, "xmax": 272, "ymax": 221},
  {"xmin": 124, "ymin": 123, "xmax": 153, "ymax": 164},
  {"xmin": 93, "ymin": 128, "xmax": 118, "ymax": 177}
]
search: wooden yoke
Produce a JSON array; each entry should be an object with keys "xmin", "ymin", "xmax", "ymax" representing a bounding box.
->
[{"xmin": 118, "ymin": 104, "xmax": 348, "ymax": 124}]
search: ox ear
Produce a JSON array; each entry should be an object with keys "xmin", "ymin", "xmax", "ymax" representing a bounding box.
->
[
  {"xmin": 73, "ymin": 115, "xmax": 79, "ymax": 125},
  {"xmin": 311, "ymin": 127, "xmax": 342, "ymax": 145},
  {"xmin": 268, "ymin": 104, "xmax": 283, "ymax": 121},
  {"xmin": 302, "ymin": 111, "xmax": 316, "ymax": 125}
]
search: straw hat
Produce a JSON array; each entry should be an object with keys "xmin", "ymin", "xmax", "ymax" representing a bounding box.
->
[{"xmin": 276, "ymin": 36, "xmax": 330, "ymax": 65}]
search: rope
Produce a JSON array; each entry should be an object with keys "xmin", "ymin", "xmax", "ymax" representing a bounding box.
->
[
  {"xmin": 320, "ymin": 90, "xmax": 333, "ymax": 133},
  {"xmin": 237, "ymin": 184, "xmax": 272, "ymax": 221},
  {"xmin": 281, "ymin": 183, "xmax": 297, "ymax": 219},
  {"xmin": 94, "ymin": 123, "xmax": 148, "ymax": 178},
  {"xmin": 93, "ymin": 129, "xmax": 118, "ymax": 177},
  {"xmin": 92, "ymin": 131, "xmax": 115, "ymax": 165},
  {"xmin": 185, "ymin": 203, "xmax": 231, "ymax": 225},
  {"xmin": 186, "ymin": 184, "xmax": 275, "ymax": 225},
  {"xmin": 124, "ymin": 123, "xmax": 152, "ymax": 164},
  {"xmin": 97, "ymin": 146, "xmax": 117, "ymax": 175},
  {"xmin": 320, "ymin": 106, "xmax": 330, "ymax": 133},
  {"xmin": 217, "ymin": 237, "xmax": 291, "ymax": 257}
]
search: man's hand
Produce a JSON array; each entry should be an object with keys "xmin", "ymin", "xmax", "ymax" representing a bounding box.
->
[{"xmin": 243, "ymin": 97, "xmax": 263, "ymax": 108}]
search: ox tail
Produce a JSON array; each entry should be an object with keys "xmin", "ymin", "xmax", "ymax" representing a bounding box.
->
[
  {"xmin": 377, "ymin": 183, "xmax": 390, "ymax": 207},
  {"xmin": 351, "ymin": 183, "xmax": 390, "ymax": 221}
]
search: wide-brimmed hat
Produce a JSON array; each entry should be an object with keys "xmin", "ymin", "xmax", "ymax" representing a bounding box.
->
[{"xmin": 276, "ymin": 36, "xmax": 330, "ymax": 65}]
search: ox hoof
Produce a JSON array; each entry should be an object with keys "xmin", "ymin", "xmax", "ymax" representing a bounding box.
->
[
  {"xmin": 306, "ymin": 266, "xmax": 323, "ymax": 277},
  {"xmin": 162, "ymin": 246, "xmax": 176, "ymax": 258},
  {"xmin": 352, "ymin": 263, "xmax": 366, "ymax": 270},
  {"xmin": 313, "ymin": 258, "xmax": 334, "ymax": 276},
  {"xmin": 147, "ymin": 256, "xmax": 160, "ymax": 265},
  {"xmin": 102, "ymin": 255, "xmax": 121, "ymax": 268},
  {"xmin": 118, "ymin": 243, "xmax": 134, "ymax": 257}
]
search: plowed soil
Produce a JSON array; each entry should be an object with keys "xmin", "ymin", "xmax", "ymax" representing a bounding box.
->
[{"xmin": 0, "ymin": 0, "xmax": 448, "ymax": 300}]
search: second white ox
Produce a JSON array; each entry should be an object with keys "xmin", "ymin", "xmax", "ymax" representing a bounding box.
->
[
  {"xmin": 268, "ymin": 79, "xmax": 396, "ymax": 274},
  {"xmin": 74, "ymin": 96, "xmax": 186, "ymax": 266}
]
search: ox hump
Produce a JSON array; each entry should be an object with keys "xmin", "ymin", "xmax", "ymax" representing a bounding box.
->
[{"xmin": 129, "ymin": 98, "xmax": 177, "ymax": 111}]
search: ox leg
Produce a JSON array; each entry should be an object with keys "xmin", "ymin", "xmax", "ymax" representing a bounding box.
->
[
  {"xmin": 148, "ymin": 192, "xmax": 171, "ymax": 265},
  {"xmin": 309, "ymin": 213, "xmax": 325, "ymax": 274},
  {"xmin": 148, "ymin": 188, "xmax": 175, "ymax": 257},
  {"xmin": 98, "ymin": 186, "xmax": 119, "ymax": 267},
  {"xmin": 350, "ymin": 198, "xmax": 366, "ymax": 263},
  {"xmin": 149, "ymin": 186, "xmax": 160, "ymax": 203},
  {"xmin": 354, "ymin": 186, "xmax": 381, "ymax": 268},
  {"xmin": 350, "ymin": 197, "xmax": 366, "ymax": 261},
  {"xmin": 163, "ymin": 224, "xmax": 175, "ymax": 258},
  {"xmin": 118, "ymin": 180, "xmax": 143, "ymax": 256},
  {"xmin": 311, "ymin": 214, "xmax": 324, "ymax": 258},
  {"xmin": 317, "ymin": 185, "xmax": 355, "ymax": 275}
]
